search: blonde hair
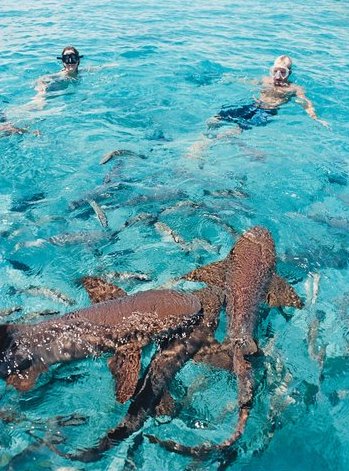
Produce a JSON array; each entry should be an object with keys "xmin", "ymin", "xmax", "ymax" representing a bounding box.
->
[{"xmin": 273, "ymin": 55, "xmax": 292, "ymax": 69}]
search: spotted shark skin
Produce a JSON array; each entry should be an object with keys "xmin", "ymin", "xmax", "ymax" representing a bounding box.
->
[
  {"xmin": 47, "ymin": 285, "xmax": 224, "ymax": 463},
  {"xmin": 51, "ymin": 226, "xmax": 302, "ymax": 463},
  {"xmin": 145, "ymin": 226, "xmax": 303, "ymax": 458},
  {"xmin": 0, "ymin": 226, "xmax": 302, "ymax": 463},
  {"xmin": 0, "ymin": 288, "xmax": 204, "ymax": 401}
]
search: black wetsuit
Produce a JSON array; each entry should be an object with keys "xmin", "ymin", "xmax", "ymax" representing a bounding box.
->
[{"xmin": 216, "ymin": 103, "xmax": 278, "ymax": 130}]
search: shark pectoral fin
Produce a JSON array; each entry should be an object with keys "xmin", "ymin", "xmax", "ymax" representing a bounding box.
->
[
  {"xmin": 267, "ymin": 274, "xmax": 304, "ymax": 309},
  {"xmin": 108, "ymin": 346, "xmax": 141, "ymax": 404},
  {"xmin": 81, "ymin": 276, "xmax": 127, "ymax": 304},
  {"xmin": 193, "ymin": 340, "xmax": 234, "ymax": 371},
  {"xmin": 182, "ymin": 260, "xmax": 227, "ymax": 289},
  {"xmin": 6, "ymin": 364, "xmax": 48, "ymax": 391}
]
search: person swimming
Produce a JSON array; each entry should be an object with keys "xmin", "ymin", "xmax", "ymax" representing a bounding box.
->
[
  {"xmin": 186, "ymin": 55, "xmax": 328, "ymax": 159},
  {"xmin": 31, "ymin": 46, "xmax": 84, "ymax": 108},
  {"xmin": 57, "ymin": 46, "xmax": 83, "ymax": 77},
  {"xmin": 209, "ymin": 55, "xmax": 328, "ymax": 131}
]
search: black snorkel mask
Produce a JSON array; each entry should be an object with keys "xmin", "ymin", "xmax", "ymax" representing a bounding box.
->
[{"xmin": 57, "ymin": 53, "xmax": 84, "ymax": 65}]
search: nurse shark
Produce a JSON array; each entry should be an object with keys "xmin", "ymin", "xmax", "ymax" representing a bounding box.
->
[
  {"xmin": 0, "ymin": 286, "xmax": 205, "ymax": 402},
  {"xmin": 49, "ymin": 226, "xmax": 302, "ymax": 462},
  {"xmin": 144, "ymin": 226, "xmax": 303, "ymax": 458}
]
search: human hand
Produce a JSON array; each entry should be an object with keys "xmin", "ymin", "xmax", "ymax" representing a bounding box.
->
[
  {"xmin": 206, "ymin": 116, "xmax": 221, "ymax": 129},
  {"xmin": 316, "ymin": 118, "xmax": 330, "ymax": 128}
]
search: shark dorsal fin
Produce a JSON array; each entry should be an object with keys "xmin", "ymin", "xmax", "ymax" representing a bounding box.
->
[
  {"xmin": 81, "ymin": 276, "xmax": 127, "ymax": 304},
  {"xmin": 182, "ymin": 260, "xmax": 227, "ymax": 290}
]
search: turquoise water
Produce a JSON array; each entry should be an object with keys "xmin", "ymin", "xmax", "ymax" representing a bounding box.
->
[{"xmin": 1, "ymin": 0, "xmax": 349, "ymax": 469}]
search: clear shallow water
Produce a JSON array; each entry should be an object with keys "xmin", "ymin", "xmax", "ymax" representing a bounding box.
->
[{"xmin": 0, "ymin": 0, "xmax": 349, "ymax": 469}]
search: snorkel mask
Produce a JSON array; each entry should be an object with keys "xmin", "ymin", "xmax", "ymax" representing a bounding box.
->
[
  {"xmin": 270, "ymin": 66, "xmax": 290, "ymax": 81},
  {"xmin": 57, "ymin": 53, "xmax": 83, "ymax": 65}
]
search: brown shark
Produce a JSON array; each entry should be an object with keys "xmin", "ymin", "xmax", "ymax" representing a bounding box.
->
[
  {"xmin": 45, "ymin": 284, "xmax": 224, "ymax": 462},
  {"xmin": 0, "ymin": 285, "xmax": 205, "ymax": 401},
  {"xmin": 145, "ymin": 226, "xmax": 303, "ymax": 457},
  {"xmin": 51, "ymin": 226, "xmax": 302, "ymax": 462}
]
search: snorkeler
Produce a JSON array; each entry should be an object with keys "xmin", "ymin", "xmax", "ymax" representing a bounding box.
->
[
  {"xmin": 31, "ymin": 46, "xmax": 83, "ymax": 108},
  {"xmin": 57, "ymin": 46, "xmax": 83, "ymax": 76},
  {"xmin": 187, "ymin": 55, "xmax": 328, "ymax": 159},
  {"xmin": 208, "ymin": 55, "xmax": 328, "ymax": 131}
]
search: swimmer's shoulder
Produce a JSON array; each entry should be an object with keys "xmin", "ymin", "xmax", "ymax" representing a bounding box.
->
[
  {"xmin": 35, "ymin": 71, "xmax": 64, "ymax": 88},
  {"xmin": 288, "ymin": 82, "xmax": 304, "ymax": 95},
  {"xmin": 35, "ymin": 71, "xmax": 73, "ymax": 93},
  {"xmin": 261, "ymin": 76, "xmax": 273, "ymax": 87}
]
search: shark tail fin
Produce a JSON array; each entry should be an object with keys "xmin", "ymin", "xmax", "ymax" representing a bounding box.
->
[
  {"xmin": 267, "ymin": 274, "xmax": 304, "ymax": 309},
  {"xmin": 145, "ymin": 406, "xmax": 248, "ymax": 458}
]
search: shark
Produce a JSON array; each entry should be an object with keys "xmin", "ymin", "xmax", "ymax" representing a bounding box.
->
[
  {"xmin": 0, "ymin": 284, "xmax": 206, "ymax": 402},
  {"xmin": 143, "ymin": 226, "xmax": 303, "ymax": 457},
  {"xmin": 48, "ymin": 226, "xmax": 303, "ymax": 462},
  {"xmin": 49, "ymin": 284, "xmax": 224, "ymax": 462}
]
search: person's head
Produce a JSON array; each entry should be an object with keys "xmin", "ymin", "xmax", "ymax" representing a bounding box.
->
[
  {"xmin": 57, "ymin": 46, "xmax": 83, "ymax": 75},
  {"xmin": 270, "ymin": 55, "xmax": 292, "ymax": 86}
]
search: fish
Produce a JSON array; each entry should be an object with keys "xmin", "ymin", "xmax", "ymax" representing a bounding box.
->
[
  {"xmin": 0, "ymin": 307, "xmax": 22, "ymax": 318},
  {"xmin": 203, "ymin": 188, "xmax": 248, "ymax": 199},
  {"xmin": 88, "ymin": 200, "xmax": 109, "ymax": 228},
  {"xmin": 19, "ymin": 286, "xmax": 75, "ymax": 306},
  {"xmin": 53, "ymin": 226, "xmax": 302, "ymax": 462},
  {"xmin": 6, "ymin": 259, "xmax": 32, "ymax": 272},
  {"xmin": 154, "ymin": 221, "xmax": 217, "ymax": 254},
  {"xmin": 106, "ymin": 271, "xmax": 151, "ymax": 282},
  {"xmin": 47, "ymin": 284, "xmax": 224, "ymax": 462},
  {"xmin": 0, "ymin": 123, "xmax": 29, "ymax": 137},
  {"xmin": 11, "ymin": 192, "xmax": 46, "ymax": 212},
  {"xmin": 48, "ymin": 230, "xmax": 108, "ymax": 246},
  {"xmin": 100, "ymin": 149, "xmax": 145, "ymax": 165},
  {"xmin": 15, "ymin": 231, "xmax": 110, "ymax": 251},
  {"xmin": 145, "ymin": 226, "xmax": 303, "ymax": 457},
  {"xmin": 124, "ymin": 212, "xmax": 158, "ymax": 228},
  {"xmin": 154, "ymin": 221, "xmax": 188, "ymax": 248},
  {"xmin": 15, "ymin": 239, "xmax": 47, "ymax": 251},
  {"xmin": 0, "ymin": 285, "xmax": 204, "ymax": 399}
]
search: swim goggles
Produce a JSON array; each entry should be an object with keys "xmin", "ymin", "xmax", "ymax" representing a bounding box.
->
[
  {"xmin": 270, "ymin": 66, "xmax": 290, "ymax": 80},
  {"xmin": 57, "ymin": 53, "xmax": 83, "ymax": 64}
]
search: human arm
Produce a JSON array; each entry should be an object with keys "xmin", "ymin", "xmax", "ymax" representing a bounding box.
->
[
  {"xmin": 28, "ymin": 75, "xmax": 54, "ymax": 110},
  {"xmin": 295, "ymin": 85, "xmax": 329, "ymax": 127},
  {"xmin": 221, "ymin": 73, "xmax": 261, "ymax": 87}
]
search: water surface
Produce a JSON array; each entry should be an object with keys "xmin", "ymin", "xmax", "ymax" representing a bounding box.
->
[{"xmin": 0, "ymin": 0, "xmax": 348, "ymax": 469}]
